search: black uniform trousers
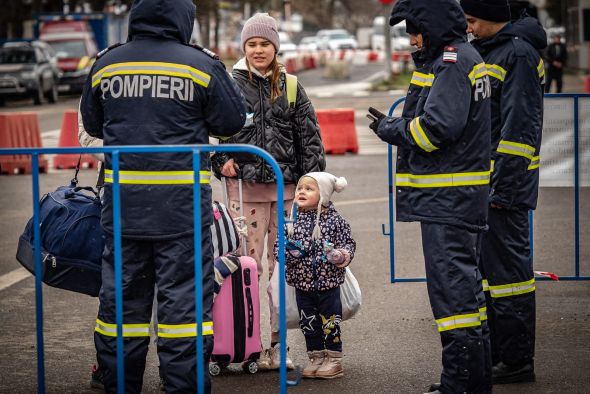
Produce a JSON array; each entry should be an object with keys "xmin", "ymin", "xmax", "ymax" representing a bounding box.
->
[
  {"xmin": 545, "ymin": 64, "xmax": 563, "ymax": 93},
  {"xmin": 295, "ymin": 287, "xmax": 343, "ymax": 352},
  {"xmin": 480, "ymin": 208, "xmax": 535, "ymax": 367},
  {"xmin": 421, "ymin": 223, "xmax": 492, "ymax": 394},
  {"xmin": 95, "ymin": 228, "xmax": 215, "ymax": 393}
]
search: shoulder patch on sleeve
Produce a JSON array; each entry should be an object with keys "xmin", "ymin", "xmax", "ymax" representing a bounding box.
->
[
  {"xmin": 96, "ymin": 43, "xmax": 122, "ymax": 59},
  {"xmin": 443, "ymin": 46, "xmax": 458, "ymax": 63},
  {"xmin": 190, "ymin": 44, "xmax": 220, "ymax": 60}
]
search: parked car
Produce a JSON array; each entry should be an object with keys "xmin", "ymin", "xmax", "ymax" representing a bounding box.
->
[
  {"xmin": 298, "ymin": 36, "xmax": 319, "ymax": 52},
  {"xmin": 278, "ymin": 31, "xmax": 298, "ymax": 56},
  {"xmin": 316, "ymin": 29, "xmax": 358, "ymax": 51},
  {"xmin": 0, "ymin": 41, "xmax": 60, "ymax": 106}
]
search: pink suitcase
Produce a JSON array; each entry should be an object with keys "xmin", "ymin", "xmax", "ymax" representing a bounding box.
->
[
  {"xmin": 210, "ymin": 172, "xmax": 262, "ymax": 375},
  {"xmin": 210, "ymin": 255, "xmax": 262, "ymax": 375}
]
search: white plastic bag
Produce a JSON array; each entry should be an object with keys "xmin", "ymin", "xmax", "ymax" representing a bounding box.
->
[
  {"xmin": 269, "ymin": 266, "xmax": 362, "ymax": 331},
  {"xmin": 340, "ymin": 268, "xmax": 362, "ymax": 320},
  {"xmin": 268, "ymin": 267, "xmax": 299, "ymax": 330}
]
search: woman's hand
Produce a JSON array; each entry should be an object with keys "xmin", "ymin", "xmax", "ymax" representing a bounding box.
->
[{"xmin": 220, "ymin": 159, "xmax": 238, "ymax": 177}]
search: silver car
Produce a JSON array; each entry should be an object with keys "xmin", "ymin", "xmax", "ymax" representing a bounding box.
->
[{"xmin": 0, "ymin": 41, "xmax": 61, "ymax": 106}]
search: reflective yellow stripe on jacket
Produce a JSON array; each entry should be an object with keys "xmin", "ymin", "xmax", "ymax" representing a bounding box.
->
[
  {"xmin": 491, "ymin": 157, "xmax": 540, "ymax": 172},
  {"xmin": 396, "ymin": 170, "xmax": 490, "ymax": 188},
  {"xmin": 537, "ymin": 59, "xmax": 545, "ymax": 80},
  {"xmin": 410, "ymin": 71, "xmax": 435, "ymax": 87},
  {"xmin": 528, "ymin": 156, "xmax": 540, "ymax": 170},
  {"xmin": 479, "ymin": 306, "xmax": 488, "ymax": 322},
  {"xmin": 95, "ymin": 318, "xmax": 150, "ymax": 337},
  {"xmin": 409, "ymin": 117, "xmax": 438, "ymax": 152},
  {"xmin": 91, "ymin": 61, "xmax": 211, "ymax": 88},
  {"xmin": 468, "ymin": 63, "xmax": 487, "ymax": 85},
  {"xmin": 104, "ymin": 170, "xmax": 212, "ymax": 185},
  {"xmin": 486, "ymin": 64, "xmax": 507, "ymax": 82},
  {"xmin": 497, "ymin": 140, "xmax": 536, "ymax": 160},
  {"xmin": 157, "ymin": 322, "xmax": 214, "ymax": 338},
  {"xmin": 488, "ymin": 278, "xmax": 536, "ymax": 298}
]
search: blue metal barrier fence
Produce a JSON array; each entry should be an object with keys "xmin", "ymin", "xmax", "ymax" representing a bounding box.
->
[
  {"xmin": 0, "ymin": 144, "xmax": 296, "ymax": 394},
  {"xmin": 382, "ymin": 93, "xmax": 590, "ymax": 283}
]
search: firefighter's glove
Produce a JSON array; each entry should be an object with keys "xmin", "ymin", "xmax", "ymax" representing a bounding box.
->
[{"xmin": 367, "ymin": 107, "xmax": 386, "ymax": 132}]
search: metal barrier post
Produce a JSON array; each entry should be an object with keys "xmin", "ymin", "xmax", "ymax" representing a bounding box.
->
[
  {"xmin": 192, "ymin": 149, "xmax": 205, "ymax": 394},
  {"xmin": 382, "ymin": 97, "xmax": 426, "ymax": 283},
  {"xmin": 574, "ymin": 95, "xmax": 580, "ymax": 277},
  {"xmin": 31, "ymin": 154, "xmax": 45, "ymax": 393}
]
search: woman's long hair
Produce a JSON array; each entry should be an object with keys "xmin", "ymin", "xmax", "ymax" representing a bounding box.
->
[{"xmin": 246, "ymin": 54, "xmax": 284, "ymax": 102}]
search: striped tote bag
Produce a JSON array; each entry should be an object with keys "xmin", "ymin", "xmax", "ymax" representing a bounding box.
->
[{"xmin": 211, "ymin": 201, "xmax": 240, "ymax": 258}]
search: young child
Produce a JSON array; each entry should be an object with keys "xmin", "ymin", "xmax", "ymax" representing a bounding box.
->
[{"xmin": 275, "ymin": 172, "xmax": 356, "ymax": 379}]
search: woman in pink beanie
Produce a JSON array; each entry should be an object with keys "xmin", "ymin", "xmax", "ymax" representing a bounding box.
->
[{"xmin": 211, "ymin": 12, "xmax": 325, "ymax": 371}]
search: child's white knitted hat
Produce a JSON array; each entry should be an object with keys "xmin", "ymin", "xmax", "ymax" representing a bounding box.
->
[
  {"xmin": 296, "ymin": 172, "xmax": 347, "ymax": 239},
  {"xmin": 303, "ymin": 172, "xmax": 348, "ymax": 207}
]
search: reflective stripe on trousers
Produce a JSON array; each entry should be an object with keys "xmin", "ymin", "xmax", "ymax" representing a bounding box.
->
[
  {"xmin": 95, "ymin": 318, "xmax": 150, "ymax": 337},
  {"xmin": 436, "ymin": 307, "xmax": 488, "ymax": 332},
  {"xmin": 157, "ymin": 322, "xmax": 214, "ymax": 338}
]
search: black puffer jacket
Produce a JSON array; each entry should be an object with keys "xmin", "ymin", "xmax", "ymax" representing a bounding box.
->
[{"xmin": 212, "ymin": 58, "xmax": 325, "ymax": 183}]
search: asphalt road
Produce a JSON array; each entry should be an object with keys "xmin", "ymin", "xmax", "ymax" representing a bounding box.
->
[{"xmin": 0, "ymin": 63, "xmax": 589, "ymax": 393}]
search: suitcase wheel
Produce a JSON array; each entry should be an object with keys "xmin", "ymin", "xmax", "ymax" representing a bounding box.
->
[
  {"xmin": 242, "ymin": 360, "xmax": 258, "ymax": 374},
  {"xmin": 209, "ymin": 362, "xmax": 222, "ymax": 376}
]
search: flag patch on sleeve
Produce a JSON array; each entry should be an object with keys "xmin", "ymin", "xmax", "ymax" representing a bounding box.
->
[{"xmin": 443, "ymin": 46, "xmax": 457, "ymax": 63}]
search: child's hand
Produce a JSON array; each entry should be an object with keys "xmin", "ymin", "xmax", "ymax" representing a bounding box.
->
[{"xmin": 326, "ymin": 249, "xmax": 345, "ymax": 265}]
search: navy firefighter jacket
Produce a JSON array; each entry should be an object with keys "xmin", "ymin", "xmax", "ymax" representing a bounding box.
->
[
  {"xmin": 376, "ymin": 0, "xmax": 491, "ymax": 232},
  {"xmin": 472, "ymin": 17, "xmax": 546, "ymax": 211},
  {"xmin": 81, "ymin": 0, "xmax": 246, "ymax": 240}
]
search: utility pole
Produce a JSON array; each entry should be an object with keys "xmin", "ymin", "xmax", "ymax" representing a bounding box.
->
[
  {"xmin": 380, "ymin": 0, "xmax": 395, "ymax": 81},
  {"xmin": 384, "ymin": 16, "xmax": 392, "ymax": 81}
]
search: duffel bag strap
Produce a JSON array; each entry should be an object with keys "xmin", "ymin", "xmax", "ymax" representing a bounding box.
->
[
  {"xmin": 96, "ymin": 162, "xmax": 105, "ymax": 192},
  {"xmin": 71, "ymin": 155, "xmax": 83, "ymax": 186}
]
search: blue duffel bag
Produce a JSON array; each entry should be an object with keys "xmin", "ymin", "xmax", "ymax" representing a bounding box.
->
[{"xmin": 16, "ymin": 169, "xmax": 104, "ymax": 297}]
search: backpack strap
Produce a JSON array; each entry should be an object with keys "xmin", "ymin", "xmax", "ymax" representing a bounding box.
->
[{"xmin": 285, "ymin": 73, "xmax": 298, "ymax": 108}]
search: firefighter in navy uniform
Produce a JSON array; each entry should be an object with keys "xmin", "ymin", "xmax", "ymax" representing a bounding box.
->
[
  {"xmin": 80, "ymin": 0, "xmax": 246, "ymax": 392},
  {"xmin": 460, "ymin": 0, "xmax": 546, "ymax": 385},
  {"xmin": 366, "ymin": 0, "xmax": 492, "ymax": 392}
]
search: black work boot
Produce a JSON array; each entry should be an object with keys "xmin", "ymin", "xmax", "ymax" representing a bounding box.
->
[{"xmin": 492, "ymin": 361, "xmax": 535, "ymax": 384}]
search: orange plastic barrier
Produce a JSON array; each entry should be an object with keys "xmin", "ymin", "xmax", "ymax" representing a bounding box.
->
[
  {"xmin": 285, "ymin": 58, "xmax": 297, "ymax": 74},
  {"xmin": 53, "ymin": 110, "xmax": 98, "ymax": 169},
  {"xmin": 0, "ymin": 112, "xmax": 48, "ymax": 175},
  {"xmin": 316, "ymin": 108, "xmax": 359, "ymax": 155}
]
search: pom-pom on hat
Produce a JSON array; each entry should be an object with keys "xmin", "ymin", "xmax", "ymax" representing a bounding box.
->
[{"xmin": 240, "ymin": 13, "xmax": 280, "ymax": 52}]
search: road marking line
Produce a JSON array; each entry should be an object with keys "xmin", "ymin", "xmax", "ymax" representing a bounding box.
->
[
  {"xmin": 337, "ymin": 197, "xmax": 388, "ymax": 206},
  {"xmin": 0, "ymin": 268, "xmax": 31, "ymax": 292}
]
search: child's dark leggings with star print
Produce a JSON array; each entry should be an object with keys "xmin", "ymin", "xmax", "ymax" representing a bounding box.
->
[{"xmin": 295, "ymin": 287, "xmax": 343, "ymax": 352}]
